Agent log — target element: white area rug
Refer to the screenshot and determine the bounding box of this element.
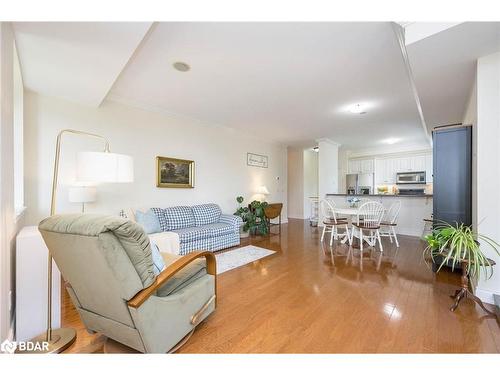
[215,245,275,274]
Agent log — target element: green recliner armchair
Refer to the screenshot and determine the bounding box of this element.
[39,214,217,353]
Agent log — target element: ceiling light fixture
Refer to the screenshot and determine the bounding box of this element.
[173,61,190,72]
[347,103,368,115]
[384,138,400,145]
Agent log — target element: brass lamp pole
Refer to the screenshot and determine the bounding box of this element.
[23,129,113,353]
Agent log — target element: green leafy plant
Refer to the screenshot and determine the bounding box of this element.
[233,196,269,235]
[234,196,251,232]
[247,200,269,235]
[423,221,500,280]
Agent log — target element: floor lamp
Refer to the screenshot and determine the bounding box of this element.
[24,129,133,353]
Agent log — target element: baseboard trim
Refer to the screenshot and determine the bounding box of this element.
[475,288,495,305]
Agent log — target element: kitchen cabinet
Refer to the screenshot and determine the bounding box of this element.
[375,158,395,184]
[425,154,433,182]
[371,152,432,185]
[348,160,361,174]
[348,158,374,174]
[360,159,374,173]
[411,155,427,172]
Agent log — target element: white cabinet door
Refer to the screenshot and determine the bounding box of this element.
[361,159,374,173]
[348,160,361,174]
[375,159,385,184]
[411,155,426,172]
[425,154,433,182]
[385,159,396,183]
[375,159,395,184]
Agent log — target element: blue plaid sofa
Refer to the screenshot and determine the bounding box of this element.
[151,204,242,255]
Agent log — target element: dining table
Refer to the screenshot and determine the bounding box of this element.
[332,205,386,248]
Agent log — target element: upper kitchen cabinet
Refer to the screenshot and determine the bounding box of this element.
[411,155,427,172]
[369,152,432,185]
[375,158,395,184]
[348,159,361,174]
[360,159,374,173]
[348,158,374,174]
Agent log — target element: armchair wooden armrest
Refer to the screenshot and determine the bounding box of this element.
[128,251,217,309]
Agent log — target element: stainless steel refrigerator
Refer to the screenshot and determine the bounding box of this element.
[345,173,374,195]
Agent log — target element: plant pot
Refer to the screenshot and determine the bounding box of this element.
[239,225,249,238]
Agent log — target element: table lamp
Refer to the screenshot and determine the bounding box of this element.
[23,129,133,354]
[256,185,270,201]
[68,186,97,213]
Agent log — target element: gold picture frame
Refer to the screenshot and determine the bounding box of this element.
[156,156,195,188]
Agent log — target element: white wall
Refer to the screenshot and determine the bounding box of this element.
[286,147,304,219]
[318,139,339,198]
[463,78,477,230]
[24,92,288,225]
[475,52,500,304]
[0,22,24,342]
[303,149,318,219]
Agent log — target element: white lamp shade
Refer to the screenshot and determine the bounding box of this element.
[76,151,134,183]
[68,186,97,203]
[256,185,270,195]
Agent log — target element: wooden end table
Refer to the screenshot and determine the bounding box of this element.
[449,258,498,321]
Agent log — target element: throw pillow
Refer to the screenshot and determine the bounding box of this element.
[150,243,166,276]
[135,209,161,234]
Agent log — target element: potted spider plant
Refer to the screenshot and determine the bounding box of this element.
[423,221,500,280]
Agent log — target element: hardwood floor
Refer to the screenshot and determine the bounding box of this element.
[61,219,500,353]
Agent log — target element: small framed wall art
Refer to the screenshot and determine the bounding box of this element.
[247,152,268,168]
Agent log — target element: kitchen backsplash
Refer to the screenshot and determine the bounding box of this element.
[376,183,433,195]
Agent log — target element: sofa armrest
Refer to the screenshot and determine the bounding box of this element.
[127,251,216,309]
[219,214,242,230]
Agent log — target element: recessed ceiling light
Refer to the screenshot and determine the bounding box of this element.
[173,61,190,72]
[347,103,368,115]
[384,138,400,145]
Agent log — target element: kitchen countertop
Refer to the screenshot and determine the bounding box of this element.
[326,193,433,198]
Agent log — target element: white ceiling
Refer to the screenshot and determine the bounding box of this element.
[407,22,500,130]
[14,22,152,106]
[108,22,428,150]
[13,22,500,150]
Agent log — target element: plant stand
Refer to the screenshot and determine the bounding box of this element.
[450,259,498,321]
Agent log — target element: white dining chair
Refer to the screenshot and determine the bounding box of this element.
[379,201,401,247]
[351,201,385,249]
[320,199,351,247]
[359,197,373,205]
[349,201,385,270]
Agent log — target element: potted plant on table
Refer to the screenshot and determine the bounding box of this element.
[423,221,500,316]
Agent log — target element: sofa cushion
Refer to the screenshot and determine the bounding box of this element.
[172,226,212,243]
[191,203,222,226]
[151,206,195,231]
[199,222,234,237]
[156,253,207,296]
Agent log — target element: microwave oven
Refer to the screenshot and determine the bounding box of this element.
[396,171,426,184]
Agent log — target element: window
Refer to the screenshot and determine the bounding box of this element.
[13,43,24,216]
